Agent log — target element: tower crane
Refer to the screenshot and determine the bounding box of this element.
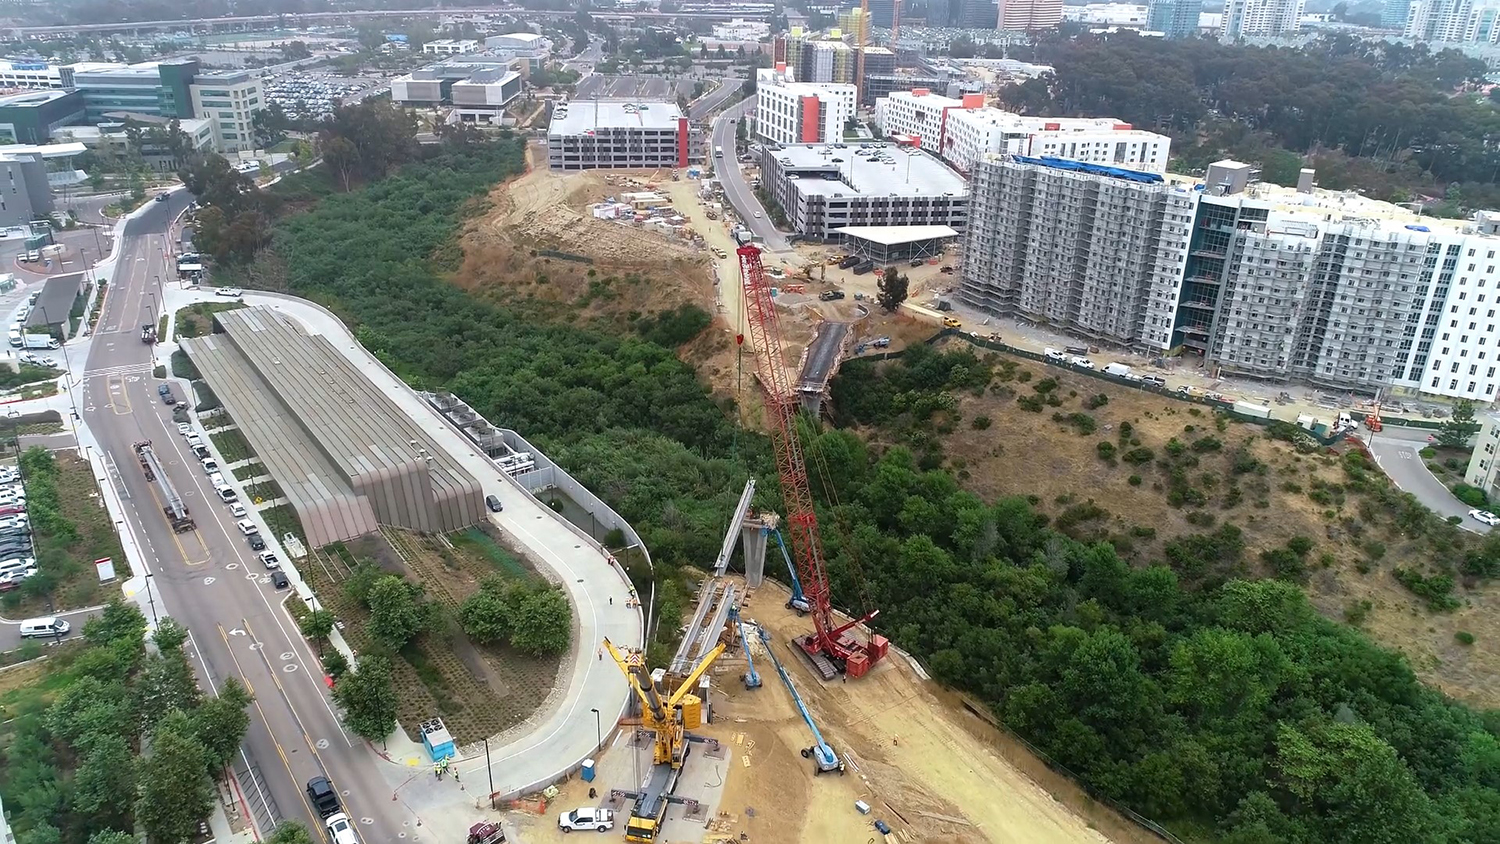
[738,244,890,679]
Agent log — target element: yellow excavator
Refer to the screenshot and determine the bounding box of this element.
[602,638,726,841]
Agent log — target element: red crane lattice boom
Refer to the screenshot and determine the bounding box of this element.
[738,244,888,678]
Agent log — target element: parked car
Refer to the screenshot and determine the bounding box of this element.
[236,518,257,535]
[259,551,280,569]
[247,532,266,552]
[1470,509,1500,526]
[216,287,243,298]
[177,422,193,436]
[271,570,289,589]
[229,502,247,518]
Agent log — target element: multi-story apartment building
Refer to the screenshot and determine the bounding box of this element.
[876,90,1171,174]
[189,70,263,154]
[757,142,969,238]
[1404,0,1500,42]
[998,0,1065,29]
[960,153,1500,403]
[547,101,689,170]
[755,66,856,145]
[961,156,1190,347]
[1221,0,1306,36]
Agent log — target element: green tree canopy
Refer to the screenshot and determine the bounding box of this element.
[135,710,216,844]
[333,656,397,743]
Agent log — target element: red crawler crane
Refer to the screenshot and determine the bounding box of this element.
[737,244,889,679]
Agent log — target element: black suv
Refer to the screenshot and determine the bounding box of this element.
[305,776,340,818]
[247,532,266,552]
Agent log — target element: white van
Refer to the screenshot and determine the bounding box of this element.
[19,616,68,638]
[7,328,20,348]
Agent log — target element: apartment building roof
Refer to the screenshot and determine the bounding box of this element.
[771,143,968,198]
[549,100,683,134]
[1011,154,1165,184]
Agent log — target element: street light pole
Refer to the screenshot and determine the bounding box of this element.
[590,707,601,754]
[143,571,159,627]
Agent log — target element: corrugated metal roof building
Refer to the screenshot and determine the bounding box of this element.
[181,306,484,547]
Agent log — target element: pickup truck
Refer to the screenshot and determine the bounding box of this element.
[559,807,615,832]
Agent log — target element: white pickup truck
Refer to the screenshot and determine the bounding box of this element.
[558,807,615,832]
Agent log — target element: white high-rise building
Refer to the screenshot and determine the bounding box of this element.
[754,65,855,146]
[1221,0,1306,36]
[1405,0,1500,42]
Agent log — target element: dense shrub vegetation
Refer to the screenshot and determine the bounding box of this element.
[239,140,1500,841]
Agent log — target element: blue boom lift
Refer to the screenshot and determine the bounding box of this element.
[758,625,844,774]
[767,528,811,615]
[730,605,762,689]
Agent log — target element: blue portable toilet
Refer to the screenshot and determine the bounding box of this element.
[420,718,456,762]
[581,759,596,782]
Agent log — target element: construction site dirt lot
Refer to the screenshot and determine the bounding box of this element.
[452,143,713,324]
[505,576,1147,844]
[914,339,1500,708]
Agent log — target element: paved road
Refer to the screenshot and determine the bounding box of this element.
[689,76,744,121]
[711,98,792,252]
[1368,426,1494,534]
[800,321,849,391]
[78,195,419,842]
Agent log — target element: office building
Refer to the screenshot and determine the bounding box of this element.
[0,90,84,145]
[757,143,969,238]
[1221,0,1305,36]
[0,144,66,228]
[1148,0,1205,36]
[391,60,522,123]
[756,66,856,145]
[189,70,263,154]
[73,58,199,122]
[959,153,1500,402]
[1384,0,1416,27]
[423,39,480,55]
[547,101,689,170]
[863,72,948,107]
[483,32,552,70]
[875,90,1170,174]
[999,0,1065,29]
[53,116,214,169]
[868,0,898,27]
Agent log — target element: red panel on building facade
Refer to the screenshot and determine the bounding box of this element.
[800,96,821,143]
[677,117,689,167]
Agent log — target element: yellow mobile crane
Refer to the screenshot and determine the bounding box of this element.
[603,638,727,841]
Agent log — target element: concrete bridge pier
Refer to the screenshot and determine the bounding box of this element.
[740,524,768,588]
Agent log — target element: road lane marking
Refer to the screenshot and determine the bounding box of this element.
[218,622,306,824]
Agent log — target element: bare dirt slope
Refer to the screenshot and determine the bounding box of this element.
[452,143,712,321]
[698,578,1145,844]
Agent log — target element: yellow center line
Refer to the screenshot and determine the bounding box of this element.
[243,617,348,844]
[216,622,309,835]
